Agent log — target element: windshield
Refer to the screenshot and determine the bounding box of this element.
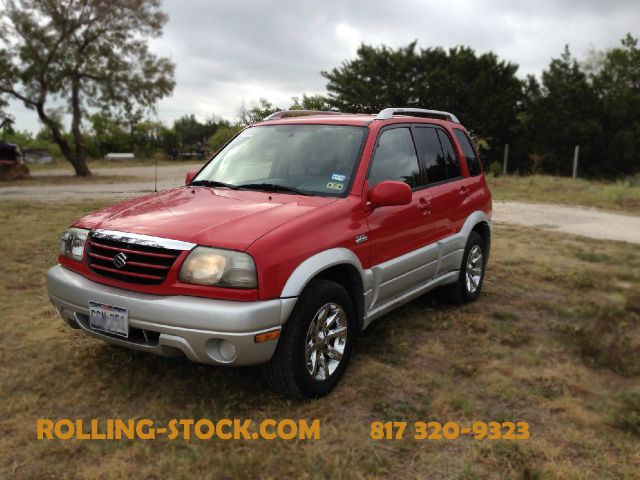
[193,124,366,196]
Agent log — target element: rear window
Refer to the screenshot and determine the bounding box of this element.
[453,130,482,176]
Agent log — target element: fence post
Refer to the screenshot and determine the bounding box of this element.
[572,145,579,178]
[502,144,509,175]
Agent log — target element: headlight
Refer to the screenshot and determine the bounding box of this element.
[59,227,89,262]
[179,247,257,289]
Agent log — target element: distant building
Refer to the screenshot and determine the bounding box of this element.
[105,152,135,161]
[23,148,53,164]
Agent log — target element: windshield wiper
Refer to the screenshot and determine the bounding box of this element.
[189,179,241,190]
[240,183,311,196]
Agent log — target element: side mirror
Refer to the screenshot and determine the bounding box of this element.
[369,180,412,207]
[185,169,198,185]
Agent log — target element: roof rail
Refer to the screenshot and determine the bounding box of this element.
[263,110,345,121]
[375,107,460,123]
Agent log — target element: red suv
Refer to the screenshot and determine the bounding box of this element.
[46,108,492,399]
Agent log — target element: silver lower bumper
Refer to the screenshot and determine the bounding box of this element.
[46,265,297,366]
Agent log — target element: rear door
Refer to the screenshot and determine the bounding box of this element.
[413,125,470,276]
[413,126,464,242]
[452,129,485,224]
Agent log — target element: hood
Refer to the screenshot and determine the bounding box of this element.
[75,187,336,251]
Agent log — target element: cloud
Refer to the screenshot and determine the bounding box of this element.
[5,0,640,132]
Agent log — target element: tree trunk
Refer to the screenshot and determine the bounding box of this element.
[35,81,92,176]
[70,78,91,176]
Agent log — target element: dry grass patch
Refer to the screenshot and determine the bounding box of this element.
[488,174,640,214]
[0,202,639,478]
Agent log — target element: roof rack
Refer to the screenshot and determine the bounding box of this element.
[375,107,460,123]
[263,110,345,121]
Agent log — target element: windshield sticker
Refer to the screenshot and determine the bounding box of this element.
[326,181,344,191]
[331,173,346,182]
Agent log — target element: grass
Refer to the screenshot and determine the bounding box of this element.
[488,174,640,214]
[0,201,639,478]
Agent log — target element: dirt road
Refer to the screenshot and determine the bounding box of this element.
[0,163,201,201]
[2,166,639,244]
[492,200,640,244]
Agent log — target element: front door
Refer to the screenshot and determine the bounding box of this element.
[365,126,437,307]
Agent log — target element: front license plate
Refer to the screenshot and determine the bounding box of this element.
[88,301,129,338]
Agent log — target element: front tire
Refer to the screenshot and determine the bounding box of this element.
[262,279,356,400]
[438,231,486,304]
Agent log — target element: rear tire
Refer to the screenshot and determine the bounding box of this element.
[262,279,356,400]
[438,231,486,304]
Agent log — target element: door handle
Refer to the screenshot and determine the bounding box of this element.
[458,186,469,197]
[417,198,431,214]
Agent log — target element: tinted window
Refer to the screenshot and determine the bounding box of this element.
[454,130,482,176]
[438,130,461,178]
[414,127,448,183]
[368,127,422,188]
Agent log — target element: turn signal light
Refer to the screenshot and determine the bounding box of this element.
[255,329,281,343]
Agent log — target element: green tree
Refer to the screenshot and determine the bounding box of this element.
[592,34,640,176]
[0,0,175,176]
[239,98,280,125]
[159,126,180,158]
[208,123,242,152]
[173,114,220,151]
[519,47,602,176]
[290,94,332,111]
[87,112,130,157]
[322,42,522,162]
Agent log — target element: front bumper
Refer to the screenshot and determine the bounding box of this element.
[46,265,297,366]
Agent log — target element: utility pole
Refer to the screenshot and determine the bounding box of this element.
[572,145,579,179]
[502,144,509,175]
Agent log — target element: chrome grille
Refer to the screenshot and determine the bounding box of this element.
[86,232,182,285]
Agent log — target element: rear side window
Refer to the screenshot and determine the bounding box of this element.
[414,127,447,183]
[368,127,423,189]
[414,127,462,184]
[437,130,461,178]
[454,130,482,176]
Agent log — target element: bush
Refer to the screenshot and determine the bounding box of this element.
[208,125,242,153]
[621,173,640,187]
[490,161,502,177]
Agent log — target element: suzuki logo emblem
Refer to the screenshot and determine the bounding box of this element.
[113,252,128,269]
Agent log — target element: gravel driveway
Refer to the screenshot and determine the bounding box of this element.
[2,166,639,244]
[492,200,640,245]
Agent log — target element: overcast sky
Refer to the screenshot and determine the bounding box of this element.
[7,0,640,132]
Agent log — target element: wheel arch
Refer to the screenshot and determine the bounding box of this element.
[280,248,369,331]
[470,218,492,264]
[458,211,491,251]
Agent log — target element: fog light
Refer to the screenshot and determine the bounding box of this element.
[219,340,237,362]
[205,338,238,363]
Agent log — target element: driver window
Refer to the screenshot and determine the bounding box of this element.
[368,127,422,189]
